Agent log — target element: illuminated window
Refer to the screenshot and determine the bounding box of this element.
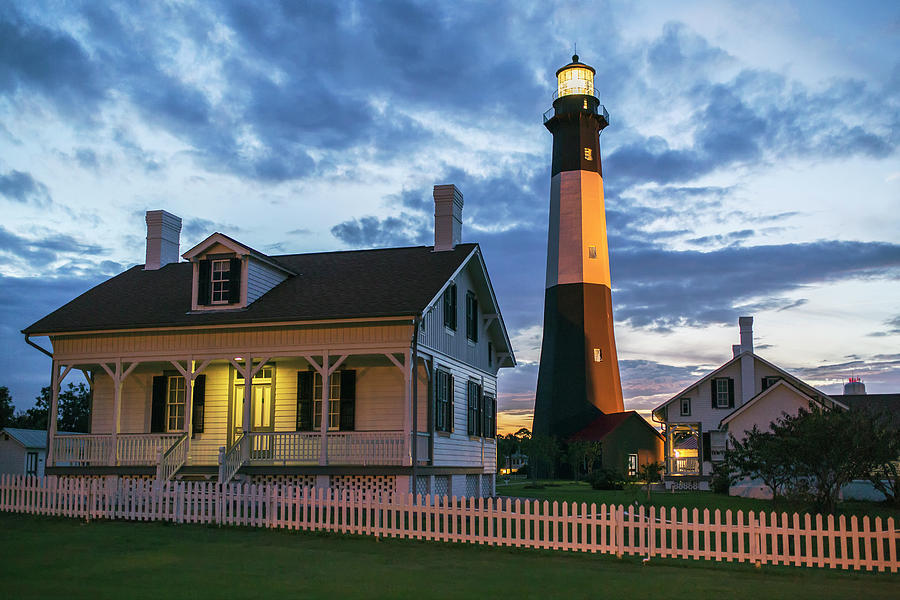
[211,260,230,304]
[627,454,638,477]
[166,376,186,432]
[314,372,341,430]
[593,348,602,362]
[584,147,593,161]
[588,245,597,259]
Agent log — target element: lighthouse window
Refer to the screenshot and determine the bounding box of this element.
[584,148,593,161]
[588,246,597,259]
[593,348,602,362]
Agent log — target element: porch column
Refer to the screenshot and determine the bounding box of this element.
[319,351,330,466]
[100,360,141,466]
[304,352,348,467]
[46,361,71,467]
[384,351,411,469]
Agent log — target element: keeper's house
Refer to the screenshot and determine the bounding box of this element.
[22,184,514,498]
[651,317,843,491]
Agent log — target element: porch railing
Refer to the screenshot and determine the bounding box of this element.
[218,433,248,484]
[51,433,183,467]
[118,434,183,466]
[327,431,405,465]
[53,434,114,466]
[247,432,319,463]
[668,457,700,475]
[156,433,188,481]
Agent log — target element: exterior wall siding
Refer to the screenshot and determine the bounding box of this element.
[246,259,287,304]
[51,322,413,360]
[419,266,499,376]
[0,437,26,475]
[429,353,497,473]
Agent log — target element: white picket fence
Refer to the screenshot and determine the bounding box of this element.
[1,474,897,573]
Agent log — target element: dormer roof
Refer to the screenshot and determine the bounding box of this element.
[182,232,296,275]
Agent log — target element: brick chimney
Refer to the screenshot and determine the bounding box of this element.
[433,184,463,252]
[144,210,182,270]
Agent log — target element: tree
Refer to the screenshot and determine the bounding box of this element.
[638,461,663,502]
[524,434,560,480]
[566,440,602,480]
[10,383,91,433]
[849,408,900,507]
[0,387,14,428]
[725,425,795,502]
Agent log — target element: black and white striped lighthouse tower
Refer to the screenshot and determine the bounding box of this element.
[533,55,624,439]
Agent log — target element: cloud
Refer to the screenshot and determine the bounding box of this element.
[0,226,107,270]
[0,169,51,205]
[869,315,900,337]
[612,240,900,331]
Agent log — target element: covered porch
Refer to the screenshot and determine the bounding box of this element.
[664,424,701,476]
[45,345,430,482]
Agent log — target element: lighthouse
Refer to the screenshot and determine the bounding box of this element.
[533,55,624,439]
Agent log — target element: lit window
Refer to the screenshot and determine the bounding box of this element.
[166,376,186,432]
[211,260,230,304]
[584,147,593,161]
[627,454,638,477]
[314,372,341,430]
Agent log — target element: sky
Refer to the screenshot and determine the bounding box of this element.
[1,1,898,433]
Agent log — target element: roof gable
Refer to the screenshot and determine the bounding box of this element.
[182,233,295,275]
[569,411,662,442]
[719,379,827,428]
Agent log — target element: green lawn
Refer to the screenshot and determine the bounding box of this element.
[496,480,900,521]
[0,513,896,599]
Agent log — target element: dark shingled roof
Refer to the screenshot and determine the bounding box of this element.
[23,244,477,334]
[834,393,900,424]
[568,411,662,442]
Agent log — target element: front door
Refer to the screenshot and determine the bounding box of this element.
[229,365,275,447]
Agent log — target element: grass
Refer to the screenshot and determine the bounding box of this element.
[496,479,900,521]
[0,512,897,599]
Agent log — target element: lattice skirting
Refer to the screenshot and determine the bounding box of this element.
[465,474,479,498]
[481,474,494,497]
[250,475,316,488]
[330,475,397,496]
[415,476,430,496]
[433,475,450,498]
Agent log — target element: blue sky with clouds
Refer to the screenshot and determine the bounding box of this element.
[1,1,898,430]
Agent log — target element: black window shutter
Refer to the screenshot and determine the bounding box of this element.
[472,297,478,342]
[296,371,314,431]
[192,374,206,434]
[151,375,167,433]
[728,378,735,408]
[197,260,212,305]
[702,432,711,463]
[339,370,356,431]
[466,381,478,435]
[710,379,717,409]
[228,258,242,303]
[448,374,454,433]
[761,377,767,391]
[481,392,488,438]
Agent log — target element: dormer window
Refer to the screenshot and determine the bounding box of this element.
[197,257,241,306]
[211,260,231,304]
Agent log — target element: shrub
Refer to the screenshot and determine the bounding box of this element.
[710,463,734,495]
[589,468,625,490]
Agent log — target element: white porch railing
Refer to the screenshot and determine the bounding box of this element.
[218,433,248,484]
[156,433,188,481]
[247,432,320,463]
[51,433,182,467]
[668,457,700,475]
[53,434,114,466]
[326,431,405,466]
[118,434,184,466]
